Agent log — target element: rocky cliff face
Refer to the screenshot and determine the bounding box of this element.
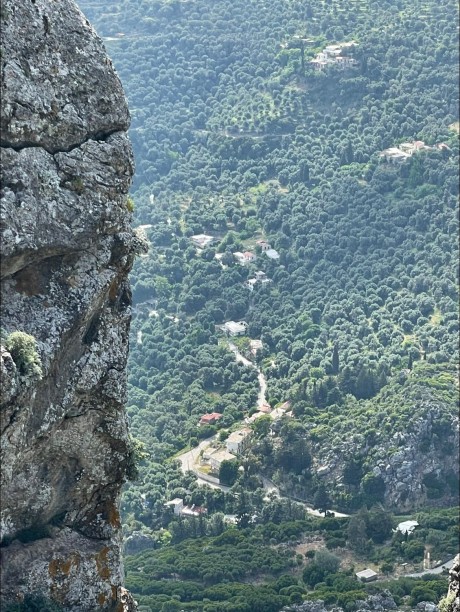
[0,0,142,609]
[440,555,460,612]
[310,391,459,512]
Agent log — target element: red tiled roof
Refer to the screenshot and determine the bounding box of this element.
[199,412,223,423]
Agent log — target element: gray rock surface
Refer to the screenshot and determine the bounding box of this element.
[282,591,400,612]
[439,554,460,612]
[0,0,139,609]
[311,399,459,511]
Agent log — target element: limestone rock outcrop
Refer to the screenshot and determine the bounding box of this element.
[440,555,460,612]
[0,0,140,609]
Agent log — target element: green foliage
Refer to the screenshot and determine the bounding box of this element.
[438,591,456,612]
[126,195,135,212]
[69,177,84,194]
[302,550,341,587]
[80,3,459,605]
[5,331,42,379]
[126,436,150,481]
[218,460,239,486]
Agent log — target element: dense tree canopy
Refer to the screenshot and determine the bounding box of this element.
[76,0,459,607]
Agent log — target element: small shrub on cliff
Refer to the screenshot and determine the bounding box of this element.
[438,591,456,612]
[126,195,135,212]
[126,436,150,480]
[5,331,42,379]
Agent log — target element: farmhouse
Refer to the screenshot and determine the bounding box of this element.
[199,412,223,426]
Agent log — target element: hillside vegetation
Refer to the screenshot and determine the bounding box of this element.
[76,0,459,607]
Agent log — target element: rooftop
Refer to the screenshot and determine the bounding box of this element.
[396,520,419,534]
[356,569,378,579]
[227,428,252,442]
[191,234,215,248]
[200,412,223,424]
[206,447,236,463]
[223,321,247,334]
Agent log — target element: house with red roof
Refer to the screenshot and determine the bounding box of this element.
[199,412,223,426]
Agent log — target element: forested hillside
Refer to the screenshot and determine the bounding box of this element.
[76,0,458,607]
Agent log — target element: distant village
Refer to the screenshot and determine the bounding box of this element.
[190,234,279,262]
[310,41,359,72]
[379,139,451,163]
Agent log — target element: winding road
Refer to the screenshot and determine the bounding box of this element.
[228,342,268,408]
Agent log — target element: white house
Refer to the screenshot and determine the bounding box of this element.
[356,569,378,583]
[254,270,267,280]
[164,498,206,517]
[243,251,257,263]
[226,428,253,455]
[223,321,248,336]
[191,234,215,249]
[205,447,237,471]
[245,279,258,291]
[379,147,411,164]
[164,498,184,516]
[395,520,419,535]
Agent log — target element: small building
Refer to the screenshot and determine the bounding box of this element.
[379,147,411,164]
[395,520,419,535]
[245,273,271,291]
[356,569,378,583]
[165,498,207,517]
[199,412,223,426]
[205,447,237,471]
[245,278,258,291]
[223,321,248,337]
[182,504,207,517]
[233,252,246,265]
[311,60,328,71]
[226,427,253,455]
[265,248,280,260]
[164,498,184,516]
[243,251,257,263]
[191,234,215,249]
[256,240,271,252]
[270,407,288,421]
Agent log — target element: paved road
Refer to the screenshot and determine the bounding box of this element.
[228,342,268,408]
[405,556,457,578]
[177,435,216,474]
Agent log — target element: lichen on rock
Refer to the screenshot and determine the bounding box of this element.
[0,0,138,609]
